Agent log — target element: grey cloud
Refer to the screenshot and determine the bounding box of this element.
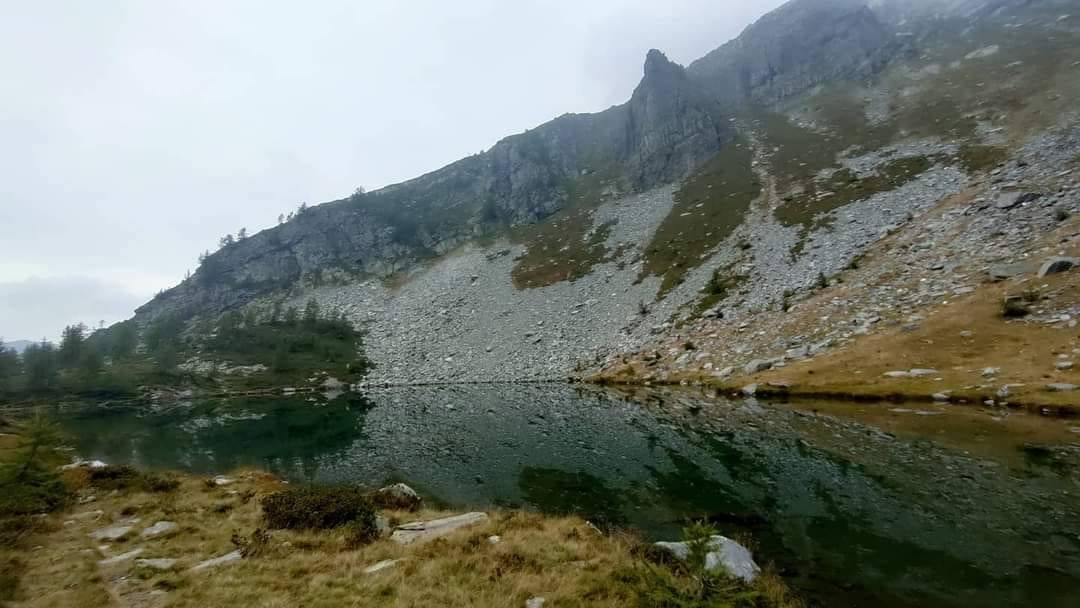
[0,277,145,341]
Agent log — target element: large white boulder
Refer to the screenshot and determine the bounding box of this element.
[654,535,761,583]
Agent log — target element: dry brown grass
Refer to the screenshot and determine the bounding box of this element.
[6,469,800,608]
[736,269,1080,414]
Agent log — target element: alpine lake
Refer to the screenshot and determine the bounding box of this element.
[51,384,1080,607]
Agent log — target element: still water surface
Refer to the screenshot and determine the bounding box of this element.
[55,385,1080,607]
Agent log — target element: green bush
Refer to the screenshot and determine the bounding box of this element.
[87,465,179,493]
[231,528,271,558]
[261,486,376,532]
[1001,296,1031,319]
[343,518,380,549]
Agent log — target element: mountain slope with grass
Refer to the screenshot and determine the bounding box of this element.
[108,0,1080,389]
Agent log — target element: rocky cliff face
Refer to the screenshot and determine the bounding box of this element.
[134,0,1075,376]
[686,0,902,106]
[138,49,731,320]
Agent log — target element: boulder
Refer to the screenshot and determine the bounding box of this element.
[1047,383,1078,392]
[371,483,423,511]
[136,558,177,571]
[712,367,735,379]
[987,263,1028,280]
[390,512,489,545]
[89,524,134,542]
[883,371,911,378]
[995,191,1040,210]
[743,359,772,375]
[363,559,404,574]
[654,535,760,583]
[189,550,243,573]
[60,459,108,471]
[98,548,144,566]
[908,369,940,378]
[141,521,179,539]
[375,516,392,538]
[1037,257,1079,278]
[526,598,546,608]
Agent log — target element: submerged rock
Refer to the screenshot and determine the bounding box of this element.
[654,535,761,583]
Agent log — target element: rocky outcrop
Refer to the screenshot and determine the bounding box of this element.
[687,0,903,106]
[137,51,731,322]
[389,512,489,545]
[133,0,929,324]
[654,535,761,582]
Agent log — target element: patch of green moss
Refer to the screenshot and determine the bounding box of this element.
[775,155,933,229]
[641,139,760,297]
[957,145,1008,173]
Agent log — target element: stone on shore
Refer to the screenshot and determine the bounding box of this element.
[390,512,489,545]
[654,535,761,583]
[371,483,422,511]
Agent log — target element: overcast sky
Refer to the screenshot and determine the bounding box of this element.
[0,0,783,341]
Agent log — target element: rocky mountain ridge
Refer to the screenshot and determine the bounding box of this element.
[137,0,954,321]
[129,0,1080,390]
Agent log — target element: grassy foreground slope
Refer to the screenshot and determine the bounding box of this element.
[0,419,799,608]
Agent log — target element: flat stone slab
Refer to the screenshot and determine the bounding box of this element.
[390,512,489,545]
[90,525,134,541]
[98,548,144,565]
[141,521,179,539]
[189,550,243,573]
[1047,383,1078,392]
[72,510,104,521]
[136,558,177,571]
[60,459,108,471]
[363,559,403,574]
[655,535,761,583]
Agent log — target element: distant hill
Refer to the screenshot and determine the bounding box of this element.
[2,340,34,354]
